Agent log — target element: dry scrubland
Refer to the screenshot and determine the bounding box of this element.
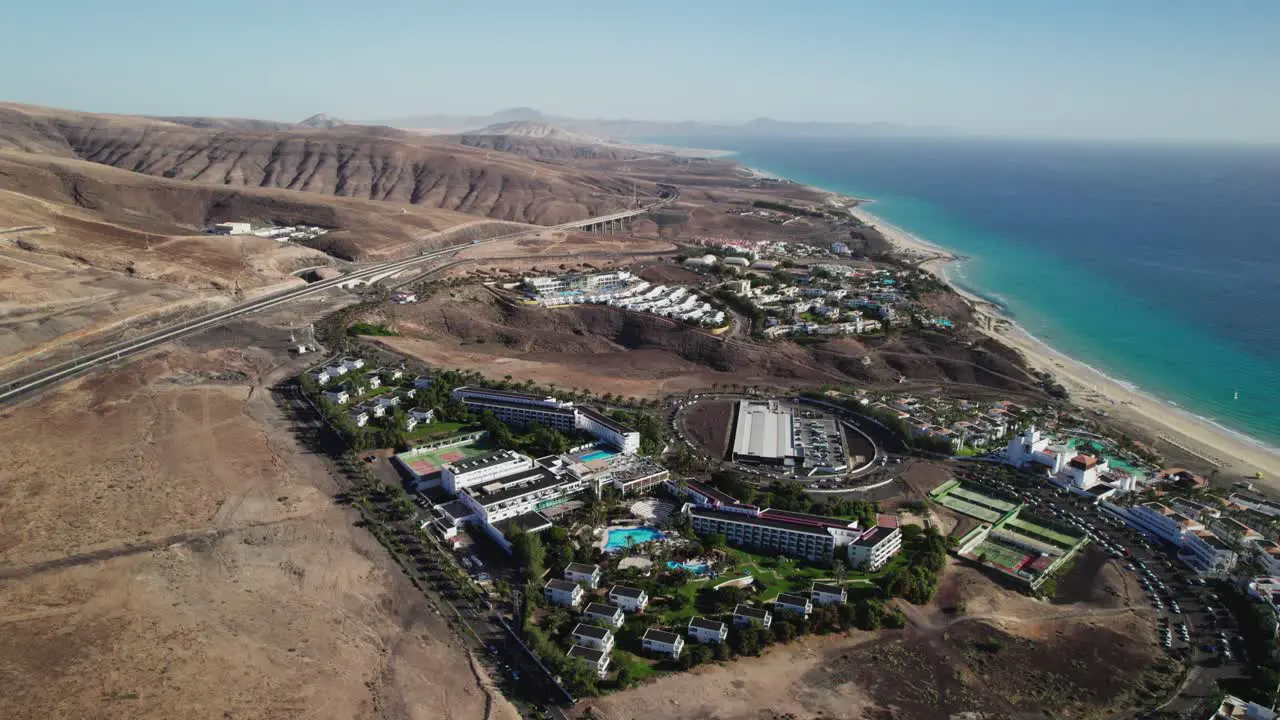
[0,346,515,720]
[578,560,1165,720]
[369,284,1043,402]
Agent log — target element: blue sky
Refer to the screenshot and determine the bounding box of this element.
[5,0,1279,142]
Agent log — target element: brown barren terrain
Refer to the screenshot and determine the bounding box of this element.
[579,562,1163,720]
[0,345,515,720]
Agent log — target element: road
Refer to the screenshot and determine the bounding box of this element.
[0,186,677,406]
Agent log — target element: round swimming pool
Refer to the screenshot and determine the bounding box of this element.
[604,526,665,551]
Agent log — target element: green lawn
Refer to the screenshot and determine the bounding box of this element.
[610,649,659,684]
[651,578,707,626]
[404,421,472,442]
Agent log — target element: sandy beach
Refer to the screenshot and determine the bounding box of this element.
[850,203,1280,487]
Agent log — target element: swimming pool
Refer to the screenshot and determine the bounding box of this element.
[581,449,616,462]
[667,560,710,575]
[604,526,664,551]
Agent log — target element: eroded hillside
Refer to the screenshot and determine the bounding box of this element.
[0,103,636,225]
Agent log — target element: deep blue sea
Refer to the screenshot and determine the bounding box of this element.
[657,135,1280,449]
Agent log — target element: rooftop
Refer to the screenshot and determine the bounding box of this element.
[566,562,601,576]
[642,628,682,645]
[688,616,726,633]
[577,406,638,435]
[467,468,565,506]
[853,525,898,547]
[493,511,553,537]
[1195,531,1234,552]
[610,585,646,599]
[567,645,607,664]
[690,506,834,538]
[447,449,525,475]
[759,508,857,531]
[545,578,579,593]
[733,604,770,619]
[733,400,796,460]
[437,500,475,521]
[683,479,739,505]
[456,394,577,416]
[572,623,612,640]
[584,603,622,617]
[811,582,845,596]
[775,592,811,607]
[453,385,565,404]
[1069,455,1099,470]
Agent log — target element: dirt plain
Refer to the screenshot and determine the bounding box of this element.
[577,561,1165,720]
[0,339,516,720]
[682,399,735,460]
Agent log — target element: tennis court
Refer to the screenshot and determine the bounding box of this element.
[950,486,1016,512]
[970,540,1031,572]
[935,494,1003,523]
[1005,517,1081,548]
[396,442,488,478]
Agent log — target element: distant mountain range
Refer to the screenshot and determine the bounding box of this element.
[376,107,938,140]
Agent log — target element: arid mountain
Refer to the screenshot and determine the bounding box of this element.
[379,107,936,140]
[156,116,299,132]
[469,120,600,143]
[452,121,644,161]
[0,103,637,226]
[298,112,346,129]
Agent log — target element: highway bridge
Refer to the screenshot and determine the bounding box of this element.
[0,185,678,405]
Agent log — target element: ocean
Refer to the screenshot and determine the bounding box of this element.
[656,135,1280,449]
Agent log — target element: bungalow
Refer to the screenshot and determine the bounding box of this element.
[543,578,584,608]
[810,582,847,606]
[774,592,813,618]
[686,616,728,644]
[404,415,420,432]
[339,356,365,372]
[325,363,349,378]
[847,524,903,571]
[310,369,332,385]
[413,375,434,390]
[608,585,649,613]
[361,402,387,419]
[571,623,615,652]
[565,562,602,589]
[367,375,382,390]
[369,395,400,414]
[567,645,611,678]
[323,388,351,405]
[582,603,625,630]
[409,407,436,423]
[401,387,417,400]
[348,408,369,428]
[378,366,405,382]
[640,628,684,659]
[733,604,772,629]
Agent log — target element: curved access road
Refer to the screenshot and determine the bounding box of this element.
[0,186,679,406]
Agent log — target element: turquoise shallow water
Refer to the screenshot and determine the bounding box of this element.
[653,136,1280,451]
[604,527,664,551]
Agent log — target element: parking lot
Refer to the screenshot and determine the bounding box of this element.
[956,464,1250,714]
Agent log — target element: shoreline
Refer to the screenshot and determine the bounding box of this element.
[844,200,1280,485]
[668,146,1280,483]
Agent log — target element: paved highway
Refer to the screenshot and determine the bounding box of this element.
[0,186,677,405]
